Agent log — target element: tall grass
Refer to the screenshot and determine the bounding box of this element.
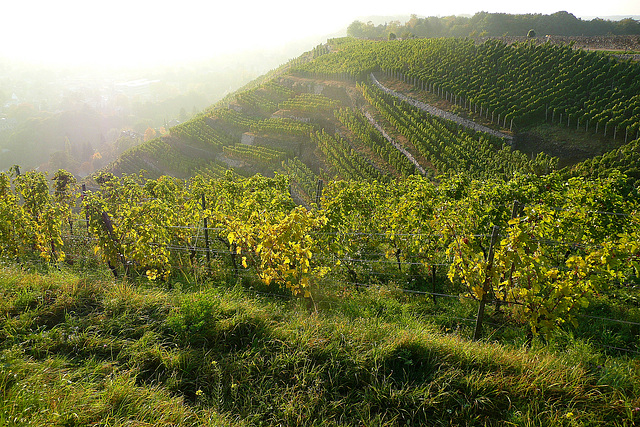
[0,264,638,426]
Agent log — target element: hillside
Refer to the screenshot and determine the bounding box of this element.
[3,31,640,426]
[102,36,640,195]
[1,264,639,426]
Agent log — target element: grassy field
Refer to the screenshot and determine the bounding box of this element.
[1,263,639,426]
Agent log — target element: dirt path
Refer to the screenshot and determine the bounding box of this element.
[369,73,514,143]
[361,111,427,176]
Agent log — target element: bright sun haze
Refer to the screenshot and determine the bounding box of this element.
[2,0,639,66]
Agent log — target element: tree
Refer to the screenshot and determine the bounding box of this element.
[49,150,79,174]
[144,127,157,142]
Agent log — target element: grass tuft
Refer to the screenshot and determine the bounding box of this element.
[0,264,638,425]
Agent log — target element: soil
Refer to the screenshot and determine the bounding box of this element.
[513,124,625,168]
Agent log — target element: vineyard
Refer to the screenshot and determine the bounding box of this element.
[335,107,418,178]
[55,38,640,335]
[7,35,640,344]
[4,33,640,426]
[2,169,639,342]
[281,157,319,202]
[222,144,286,164]
[112,138,213,177]
[294,38,640,136]
[91,37,640,199]
[278,93,342,115]
[249,117,314,138]
[358,82,556,179]
[171,116,235,148]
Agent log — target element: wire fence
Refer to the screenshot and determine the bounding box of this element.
[5,182,639,355]
[3,223,636,356]
[56,221,640,339]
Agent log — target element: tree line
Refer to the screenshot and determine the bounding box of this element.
[348,11,640,40]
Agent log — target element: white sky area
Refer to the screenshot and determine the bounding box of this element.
[2,0,639,67]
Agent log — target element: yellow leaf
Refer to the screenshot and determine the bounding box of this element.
[472,286,484,299]
[228,232,235,245]
[242,257,247,268]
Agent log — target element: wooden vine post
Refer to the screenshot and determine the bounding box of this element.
[81,184,90,236]
[431,264,437,305]
[473,225,500,341]
[202,194,210,264]
[315,179,324,208]
[101,211,126,278]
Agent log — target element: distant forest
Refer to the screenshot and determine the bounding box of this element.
[348,11,640,39]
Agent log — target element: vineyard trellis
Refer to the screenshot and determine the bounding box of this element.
[49,203,640,353]
[358,81,558,179]
[293,37,640,139]
[2,169,638,344]
[370,73,514,142]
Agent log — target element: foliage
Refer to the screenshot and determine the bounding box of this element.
[2,168,639,338]
[347,11,640,39]
[445,171,638,338]
[0,170,71,262]
[568,138,640,183]
[295,37,640,134]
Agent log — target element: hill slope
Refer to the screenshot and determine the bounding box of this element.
[3,36,640,425]
[1,265,639,426]
[103,36,640,194]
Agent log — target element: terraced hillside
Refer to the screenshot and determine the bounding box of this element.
[104,37,640,197]
[4,35,640,427]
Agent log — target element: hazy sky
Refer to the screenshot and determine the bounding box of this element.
[2,0,639,66]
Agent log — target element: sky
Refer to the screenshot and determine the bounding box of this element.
[2,0,639,67]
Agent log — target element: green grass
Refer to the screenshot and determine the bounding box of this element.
[515,123,625,168]
[593,50,640,56]
[1,264,639,426]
